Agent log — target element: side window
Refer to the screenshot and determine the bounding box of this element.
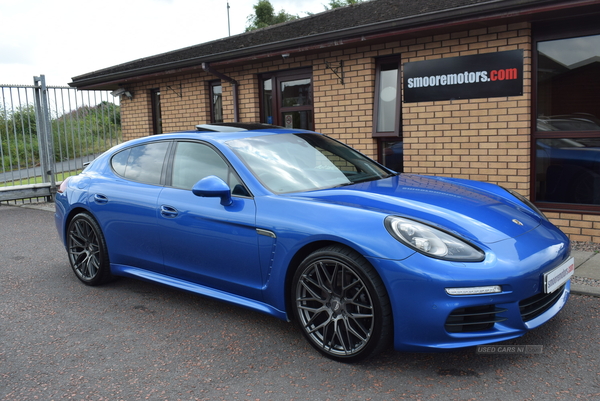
[210,81,223,123]
[534,30,600,208]
[111,142,170,185]
[373,57,401,136]
[373,56,403,173]
[171,141,246,195]
[151,89,162,135]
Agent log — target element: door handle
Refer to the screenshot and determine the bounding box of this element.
[160,205,179,218]
[93,194,108,204]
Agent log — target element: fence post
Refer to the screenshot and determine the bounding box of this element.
[33,75,56,200]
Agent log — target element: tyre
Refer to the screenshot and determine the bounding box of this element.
[291,245,392,362]
[66,213,111,286]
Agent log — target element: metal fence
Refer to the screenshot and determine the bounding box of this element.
[1,75,121,204]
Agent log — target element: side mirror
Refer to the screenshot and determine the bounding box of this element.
[192,176,233,206]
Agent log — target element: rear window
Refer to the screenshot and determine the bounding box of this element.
[111,142,170,185]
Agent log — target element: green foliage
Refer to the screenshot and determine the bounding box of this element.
[325,0,363,10]
[0,101,121,175]
[52,101,121,163]
[245,0,298,32]
[0,105,38,172]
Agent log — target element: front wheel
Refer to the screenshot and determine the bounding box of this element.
[291,245,392,362]
[66,213,111,286]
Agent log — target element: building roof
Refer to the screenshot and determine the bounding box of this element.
[69,0,595,89]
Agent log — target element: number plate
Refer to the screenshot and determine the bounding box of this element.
[544,257,575,293]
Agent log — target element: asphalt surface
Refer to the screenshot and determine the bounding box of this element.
[1,204,599,400]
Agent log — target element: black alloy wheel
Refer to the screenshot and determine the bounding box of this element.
[292,245,392,362]
[66,213,111,286]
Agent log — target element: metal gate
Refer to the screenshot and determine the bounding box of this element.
[0,75,121,204]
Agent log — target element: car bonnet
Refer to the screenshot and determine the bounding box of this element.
[288,174,542,245]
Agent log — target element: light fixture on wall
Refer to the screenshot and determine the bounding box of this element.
[111,87,134,100]
[282,53,290,59]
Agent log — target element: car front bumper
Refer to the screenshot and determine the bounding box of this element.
[367,223,571,352]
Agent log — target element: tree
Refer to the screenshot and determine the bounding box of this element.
[245,0,298,32]
[325,0,363,10]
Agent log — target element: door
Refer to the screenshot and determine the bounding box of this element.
[91,140,171,273]
[157,141,263,300]
[261,69,313,130]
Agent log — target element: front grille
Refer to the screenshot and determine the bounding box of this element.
[519,284,566,322]
[445,305,508,333]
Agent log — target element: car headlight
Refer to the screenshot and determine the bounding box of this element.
[502,187,548,221]
[384,216,485,262]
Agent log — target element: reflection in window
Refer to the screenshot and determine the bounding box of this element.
[171,141,243,192]
[373,57,401,137]
[535,32,600,207]
[111,142,170,185]
[227,134,389,194]
[376,64,399,133]
[537,34,600,129]
[281,79,311,107]
[380,140,403,172]
[262,78,273,124]
[535,138,600,204]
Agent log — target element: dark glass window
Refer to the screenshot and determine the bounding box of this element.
[379,140,403,173]
[373,57,402,172]
[534,27,600,209]
[151,89,162,135]
[111,142,170,185]
[210,81,223,123]
[262,78,273,124]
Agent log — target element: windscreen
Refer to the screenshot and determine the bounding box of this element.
[227,133,393,194]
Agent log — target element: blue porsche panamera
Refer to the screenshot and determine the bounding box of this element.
[55,123,574,362]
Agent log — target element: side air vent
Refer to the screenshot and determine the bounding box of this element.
[445,305,508,333]
[519,284,566,322]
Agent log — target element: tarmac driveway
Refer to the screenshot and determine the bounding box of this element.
[1,204,599,400]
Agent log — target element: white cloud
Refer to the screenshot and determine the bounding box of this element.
[0,0,327,87]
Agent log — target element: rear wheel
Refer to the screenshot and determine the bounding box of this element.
[66,213,111,286]
[291,245,392,362]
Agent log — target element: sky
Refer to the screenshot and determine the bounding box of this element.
[0,0,328,87]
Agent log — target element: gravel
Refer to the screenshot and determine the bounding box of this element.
[571,240,600,253]
[570,241,600,288]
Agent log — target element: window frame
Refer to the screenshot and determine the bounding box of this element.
[209,80,223,124]
[532,18,600,213]
[373,56,402,138]
[259,68,313,129]
[373,56,403,172]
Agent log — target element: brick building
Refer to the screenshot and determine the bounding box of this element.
[69,0,600,242]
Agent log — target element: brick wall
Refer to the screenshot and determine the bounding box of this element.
[400,23,533,195]
[117,22,598,243]
[122,72,213,140]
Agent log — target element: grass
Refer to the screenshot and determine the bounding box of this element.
[0,171,80,187]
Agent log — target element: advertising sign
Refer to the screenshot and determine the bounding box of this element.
[403,50,523,103]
